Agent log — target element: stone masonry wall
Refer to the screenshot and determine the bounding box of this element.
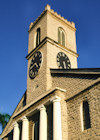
[52,74,100,100]
[66,82,100,139]
[47,11,77,53]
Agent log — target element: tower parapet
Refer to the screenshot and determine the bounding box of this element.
[29,4,76,32]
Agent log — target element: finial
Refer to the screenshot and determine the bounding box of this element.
[45,4,51,11]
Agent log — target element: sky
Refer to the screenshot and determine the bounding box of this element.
[0,0,100,133]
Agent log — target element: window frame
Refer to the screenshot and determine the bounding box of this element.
[80,100,91,131]
[58,27,66,47]
[34,27,41,48]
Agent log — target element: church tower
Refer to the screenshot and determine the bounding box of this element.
[26,5,78,103]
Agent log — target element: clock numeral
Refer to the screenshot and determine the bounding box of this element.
[59,52,62,56]
[40,58,42,61]
[57,55,60,58]
[60,66,62,69]
[34,71,37,75]
[32,57,35,61]
[39,63,41,67]
[57,58,59,62]
[35,53,37,57]
[57,62,60,66]
[63,53,65,57]
[39,53,42,57]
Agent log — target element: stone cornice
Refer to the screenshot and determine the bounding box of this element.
[13,87,66,119]
[26,36,78,60]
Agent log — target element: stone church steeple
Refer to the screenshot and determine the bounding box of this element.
[26,4,78,103]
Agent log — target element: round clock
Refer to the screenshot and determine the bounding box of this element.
[29,51,42,79]
[57,52,71,69]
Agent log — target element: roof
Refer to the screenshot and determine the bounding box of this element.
[50,68,100,75]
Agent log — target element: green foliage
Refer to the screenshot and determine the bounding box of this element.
[0,113,10,131]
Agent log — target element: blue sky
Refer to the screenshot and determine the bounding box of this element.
[0,0,100,133]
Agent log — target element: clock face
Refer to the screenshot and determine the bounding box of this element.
[57,52,71,69]
[29,51,42,79]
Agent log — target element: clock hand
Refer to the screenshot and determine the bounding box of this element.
[63,61,66,69]
[30,63,38,70]
[30,65,35,70]
[35,63,38,67]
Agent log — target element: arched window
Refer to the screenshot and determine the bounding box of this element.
[58,27,65,46]
[36,28,41,47]
[82,101,91,130]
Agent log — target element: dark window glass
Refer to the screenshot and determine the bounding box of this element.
[36,28,40,47]
[83,101,91,130]
[23,92,26,107]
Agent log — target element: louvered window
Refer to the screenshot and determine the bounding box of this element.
[58,28,65,46]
